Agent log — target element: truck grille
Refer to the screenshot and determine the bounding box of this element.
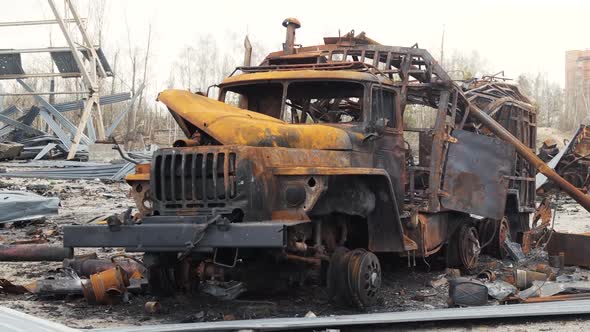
[152,150,237,209]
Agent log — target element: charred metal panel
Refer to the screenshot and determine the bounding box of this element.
[441,130,514,219]
[151,148,237,214]
[547,232,590,268]
[0,53,25,76]
[50,51,81,75]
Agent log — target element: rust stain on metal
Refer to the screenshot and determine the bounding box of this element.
[82,266,130,305]
[546,231,590,268]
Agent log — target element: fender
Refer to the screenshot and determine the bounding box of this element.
[273,167,410,252]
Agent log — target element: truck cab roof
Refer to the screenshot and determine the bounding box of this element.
[220,69,396,87]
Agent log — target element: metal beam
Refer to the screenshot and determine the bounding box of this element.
[65,0,107,79]
[0,73,80,80]
[16,79,91,145]
[0,105,21,116]
[33,143,57,160]
[47,0,95,91]
[53,92,131,113]
[94,99,105,141]
[0,106,24,138]
[0,18,83,27]
[63,222,287,250]
[106,84,144,137]
[0,46,98,55]
[67,94,95,159]
[0,113,46,136]
[0,91,87,96]
[86,110,96,142]
[38,110,71,151]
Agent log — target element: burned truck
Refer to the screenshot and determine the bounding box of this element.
[65,19,558,307]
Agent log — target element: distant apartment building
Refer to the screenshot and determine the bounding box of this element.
[565,50,590,127]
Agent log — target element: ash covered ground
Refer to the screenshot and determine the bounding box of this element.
[0,171,589,330]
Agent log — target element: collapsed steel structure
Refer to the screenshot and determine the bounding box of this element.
[64,19,590,307]
[537,124,590,194]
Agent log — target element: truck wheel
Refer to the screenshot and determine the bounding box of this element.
[480,217,510,259]
[328,247,381,308]
[327,247,351,303]
[447,223,480,272]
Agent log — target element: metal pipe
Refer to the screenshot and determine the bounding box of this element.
[0,73,81,79]
[0,46,98,55]
[24,279,84,296]
[285,253,321,265]
[0,245,73,261]
[239,35,253,109]
[63,258,145,278]
[469,104,590,212]
[282,18,301,55]
[0,18,84,27]
[0,91,88,96]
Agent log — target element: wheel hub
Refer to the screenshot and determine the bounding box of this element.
[459,225,480,271]
[328,248,381,308]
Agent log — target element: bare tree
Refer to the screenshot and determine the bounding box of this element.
[133,24,153,149]
[124,17,138,149]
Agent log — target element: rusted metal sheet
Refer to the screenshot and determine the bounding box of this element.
[82,266,129,305]
[468,105,590,212]
[546,231,590,268]
[441,130,514,219]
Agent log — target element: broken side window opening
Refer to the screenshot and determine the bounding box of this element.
[402,104,439,203]
[371,87,397,128]
[403,104,438,163]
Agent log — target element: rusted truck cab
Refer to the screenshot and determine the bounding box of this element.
[64,20,537,307]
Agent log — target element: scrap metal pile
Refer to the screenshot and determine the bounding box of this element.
[0,91,131,162]
[0,150,152,181]
[537,124,590,195]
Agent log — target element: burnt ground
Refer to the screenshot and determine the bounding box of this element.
[0,171,590,330]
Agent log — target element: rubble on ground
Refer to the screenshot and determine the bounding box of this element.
[0,172,589,328]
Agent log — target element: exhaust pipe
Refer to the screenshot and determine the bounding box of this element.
[282,17,301,55]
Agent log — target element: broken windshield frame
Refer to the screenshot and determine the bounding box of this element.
[219,80,368,124]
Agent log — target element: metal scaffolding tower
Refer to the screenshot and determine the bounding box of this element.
[0,0,115,159]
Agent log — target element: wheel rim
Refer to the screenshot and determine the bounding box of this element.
[459,225,480,270]
[354,250,381,305]
[498,218,510,259]
[328,248,381,307]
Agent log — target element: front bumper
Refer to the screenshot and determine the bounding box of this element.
[63,216,288,252]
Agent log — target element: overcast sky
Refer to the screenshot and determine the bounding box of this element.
[1,0,589,98]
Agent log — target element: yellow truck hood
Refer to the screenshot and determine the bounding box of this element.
[157,90,353,150]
